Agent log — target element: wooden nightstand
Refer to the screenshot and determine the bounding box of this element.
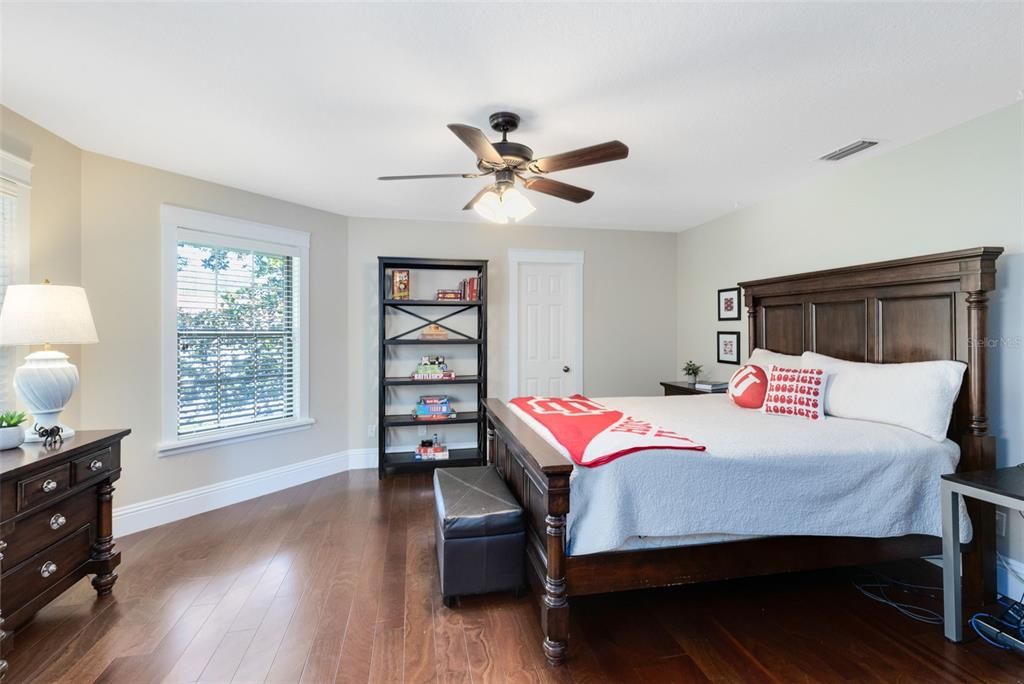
[660,381,727,396]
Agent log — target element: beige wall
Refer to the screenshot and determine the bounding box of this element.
[79,152,349,507]
[0,106,83,425]
[676,103,1024,579]
[346,217,678,449]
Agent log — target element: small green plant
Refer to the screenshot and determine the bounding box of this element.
[682,360,703,383]
[0,411,27,428]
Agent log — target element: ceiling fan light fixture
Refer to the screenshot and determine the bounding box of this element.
[499,187,535,222]
[471,186,535,224]
[472,189,508,224]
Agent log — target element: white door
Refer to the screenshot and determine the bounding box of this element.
[515,260,581,397]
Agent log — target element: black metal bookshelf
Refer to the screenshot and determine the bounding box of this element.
[377,256,488,478]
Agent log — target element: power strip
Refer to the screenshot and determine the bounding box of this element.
[973,615,1024,654]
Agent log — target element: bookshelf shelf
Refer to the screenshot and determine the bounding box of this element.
[377,257,488,478]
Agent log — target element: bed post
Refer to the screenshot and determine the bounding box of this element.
[961,279,998,613]
[542,473,570,666]
[744,292,758,353]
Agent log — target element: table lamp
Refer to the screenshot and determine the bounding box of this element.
[0,281,98,441]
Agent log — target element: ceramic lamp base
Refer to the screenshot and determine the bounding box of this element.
[13,349,79,442]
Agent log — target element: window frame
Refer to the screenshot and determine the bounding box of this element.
[159,205,312,456]
[0,151,32,413]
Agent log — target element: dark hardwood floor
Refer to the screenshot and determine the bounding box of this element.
[4,469,1021,683]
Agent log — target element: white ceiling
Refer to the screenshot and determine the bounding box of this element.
[2,2,1021,231]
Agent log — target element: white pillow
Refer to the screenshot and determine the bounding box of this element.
[749,347,803,371]
[801,351,966,442]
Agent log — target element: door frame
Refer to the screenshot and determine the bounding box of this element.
[507,248,585,400]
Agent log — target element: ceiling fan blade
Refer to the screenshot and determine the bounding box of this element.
[448,124,506,166]
[521,176,594,203]
[378,172,484,180]
[528,140,629,174]
[462,185,495,211]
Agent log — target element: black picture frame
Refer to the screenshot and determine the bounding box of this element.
[717,331,741,365]
[717,287,741,321]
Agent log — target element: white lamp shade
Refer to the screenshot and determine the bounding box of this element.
[0,284,99,346]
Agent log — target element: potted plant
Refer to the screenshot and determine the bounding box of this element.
[682,360,703,385]
[0,410,27,450]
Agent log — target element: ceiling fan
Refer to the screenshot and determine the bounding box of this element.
[378,111,629,223]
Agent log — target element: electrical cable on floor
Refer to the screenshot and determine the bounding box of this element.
[853,568,1024,652]
[852,570,944,625]
[969,589,1024,651]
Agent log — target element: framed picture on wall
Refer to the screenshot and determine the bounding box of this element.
[717,287,741,321]
[717,331,741,365]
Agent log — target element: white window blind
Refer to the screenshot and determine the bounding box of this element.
[0,191,16,411]
[175,240,297,436]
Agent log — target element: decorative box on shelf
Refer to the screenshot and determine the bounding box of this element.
[419,324,450,341]
[416,442,450,461]
[413,395,456,421]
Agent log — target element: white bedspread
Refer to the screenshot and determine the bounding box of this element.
[508,395,970,556]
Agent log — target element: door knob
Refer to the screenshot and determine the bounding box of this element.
[562,366,570,373]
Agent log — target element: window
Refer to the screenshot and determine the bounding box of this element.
[160,206,311,454]
[0,151,31,411]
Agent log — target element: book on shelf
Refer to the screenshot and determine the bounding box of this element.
[436,289,463,300]
[413,356,455,380]
[458,276,480,301]
[413,372,456,380]
[390,269,410,299]
[695,381,728,390]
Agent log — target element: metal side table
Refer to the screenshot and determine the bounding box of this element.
[941,466,1024,641]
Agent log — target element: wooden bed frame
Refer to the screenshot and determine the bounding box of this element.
[482,246,1003,665]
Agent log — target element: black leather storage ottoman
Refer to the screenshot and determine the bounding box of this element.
[433,465,525,606]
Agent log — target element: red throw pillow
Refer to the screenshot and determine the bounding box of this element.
[761,365,829,421]
[728,364,768,409]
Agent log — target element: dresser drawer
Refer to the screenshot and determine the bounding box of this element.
[72,447,113,482]
[1,488,96,571]
[17,464,72,513]
[1,524,92,613]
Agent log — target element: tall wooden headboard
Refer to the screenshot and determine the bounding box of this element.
[740,246,1003,607]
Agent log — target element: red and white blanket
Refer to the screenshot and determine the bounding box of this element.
[509,395,706,467]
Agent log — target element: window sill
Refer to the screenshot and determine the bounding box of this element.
[157,417,316,456]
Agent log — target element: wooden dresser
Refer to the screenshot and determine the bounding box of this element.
[0,429,129,679]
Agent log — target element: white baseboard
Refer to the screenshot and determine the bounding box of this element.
[112,440,480,537]
[113,448,376,537]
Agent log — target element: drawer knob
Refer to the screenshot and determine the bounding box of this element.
[49,514,67,530]
[41,479,58,493]
[40,561,58,578]
[89,459,104,472]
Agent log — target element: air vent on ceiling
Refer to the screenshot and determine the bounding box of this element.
[819,139,879,161]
